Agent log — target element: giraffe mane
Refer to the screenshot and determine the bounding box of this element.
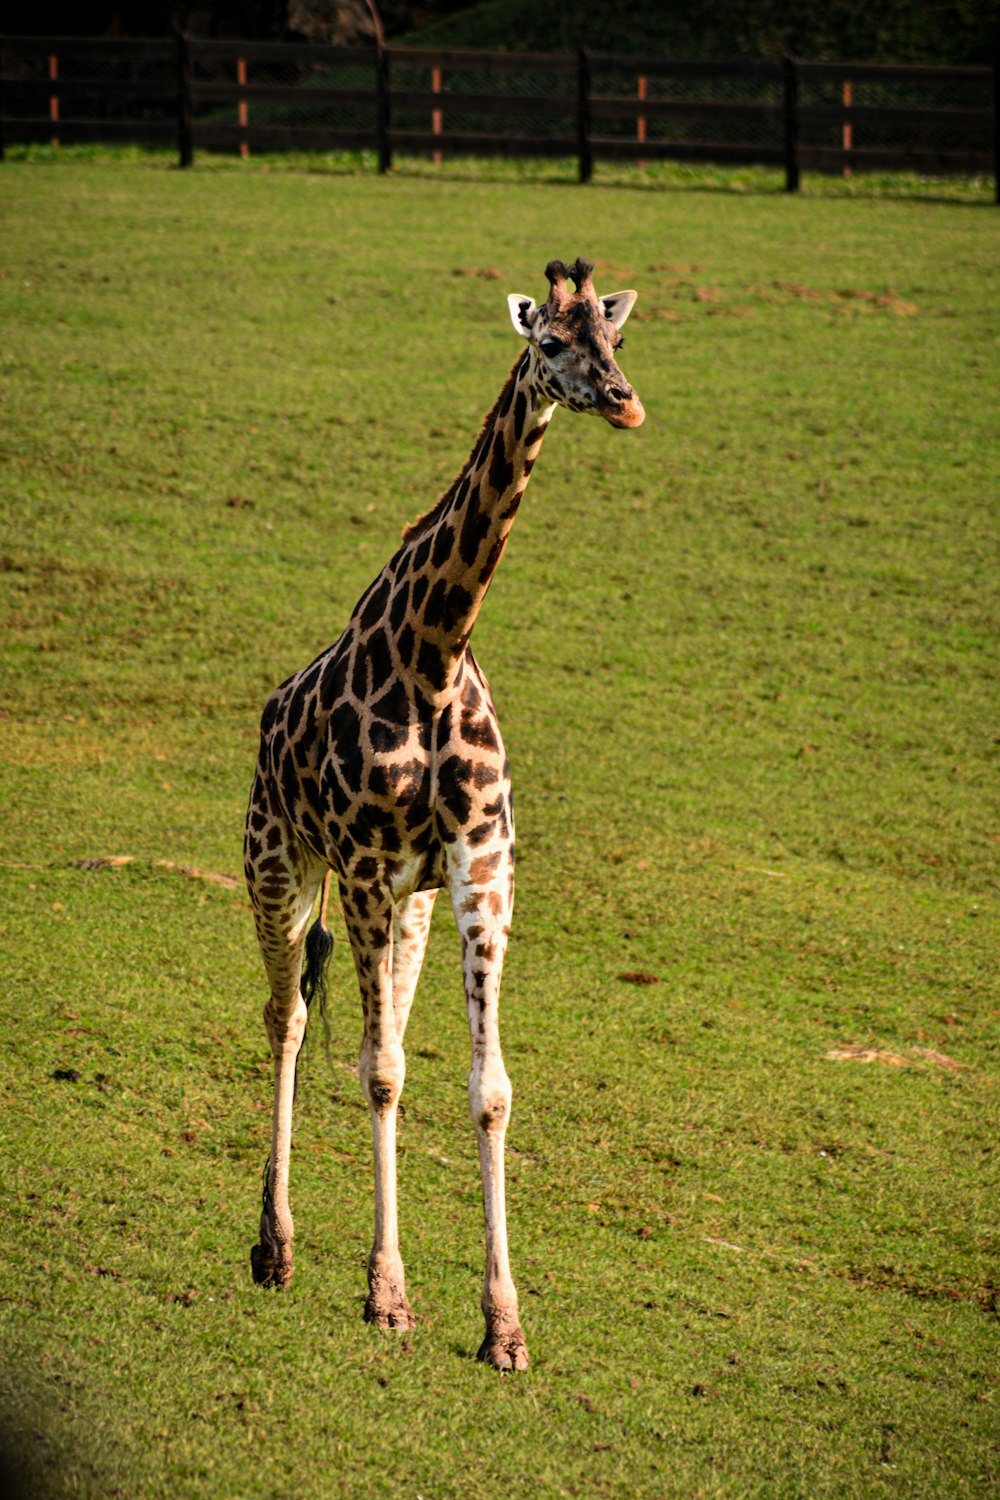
[402,352,527,542]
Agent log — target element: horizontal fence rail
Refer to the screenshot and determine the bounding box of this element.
[0,35,995,194]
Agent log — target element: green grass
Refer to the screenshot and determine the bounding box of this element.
[6,141,995,204]
[0,156,997,1498]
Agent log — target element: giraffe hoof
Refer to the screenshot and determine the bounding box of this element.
[364,1293,416,1330]
[477,1327,530,1371]
[250,1242,292,1288]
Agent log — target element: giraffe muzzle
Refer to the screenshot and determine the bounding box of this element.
[599,383,645,429]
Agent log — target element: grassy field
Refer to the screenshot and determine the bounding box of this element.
[0,154,997,1498]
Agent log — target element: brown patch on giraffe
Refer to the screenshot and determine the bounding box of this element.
[461,710,499,751]
[468,851,503,885]
[415,639,447,692]
[489,431,515,496]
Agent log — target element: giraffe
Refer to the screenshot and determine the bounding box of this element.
[243,256,643,1370]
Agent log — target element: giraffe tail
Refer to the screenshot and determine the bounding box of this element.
[300,871,334,1062]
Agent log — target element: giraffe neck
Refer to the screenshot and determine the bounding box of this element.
[393,350,554,702]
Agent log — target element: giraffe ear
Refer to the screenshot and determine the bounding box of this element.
[507,294,538,338]
[601,290,638,329]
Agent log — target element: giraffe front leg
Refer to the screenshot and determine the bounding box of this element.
[356,890,437,1324]
[391,889,438,1041]
[362,1078,415,1332]
[342,872,416,1331]
[451,850,529,1371]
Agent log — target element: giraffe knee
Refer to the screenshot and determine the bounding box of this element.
[263,996,308,1057]
[470,1068,511,1134]
[360,1042,405,1113]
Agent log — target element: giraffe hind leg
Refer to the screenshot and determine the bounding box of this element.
[250,888,321,1287]
[245,775,325,1288]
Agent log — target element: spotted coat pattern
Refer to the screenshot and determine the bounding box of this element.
[244,257,643,1370]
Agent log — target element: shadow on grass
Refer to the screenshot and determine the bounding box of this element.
[0,1373,91,1500]
[450,1341,480,1362]
[388,153,996,205]
[5,142,993,205]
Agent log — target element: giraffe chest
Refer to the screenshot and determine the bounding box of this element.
[269,646,512,898]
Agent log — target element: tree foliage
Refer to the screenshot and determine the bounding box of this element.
[407,0,999,64]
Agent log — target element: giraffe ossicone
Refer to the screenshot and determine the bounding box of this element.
[244,255,643,1370]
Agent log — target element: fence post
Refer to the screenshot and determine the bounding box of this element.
[49,50,59,149]
[238,55,249,158]
[577,49,592,183]
[432,63,442,164]
[783,55,799,192]
[637,72,647,169]
[176,31,193,167]
[376,42,391,172]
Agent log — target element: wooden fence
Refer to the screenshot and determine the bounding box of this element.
[1,35,995,195]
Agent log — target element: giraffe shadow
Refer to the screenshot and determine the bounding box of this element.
[450,1341,480,1363]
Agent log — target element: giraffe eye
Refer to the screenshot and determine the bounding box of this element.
[539,337,563,358]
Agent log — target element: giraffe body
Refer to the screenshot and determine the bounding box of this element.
[244,258,643,1368]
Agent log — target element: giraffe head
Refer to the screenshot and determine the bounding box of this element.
[507,257,644,429]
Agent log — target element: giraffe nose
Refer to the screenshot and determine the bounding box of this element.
[599,379,645,429]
